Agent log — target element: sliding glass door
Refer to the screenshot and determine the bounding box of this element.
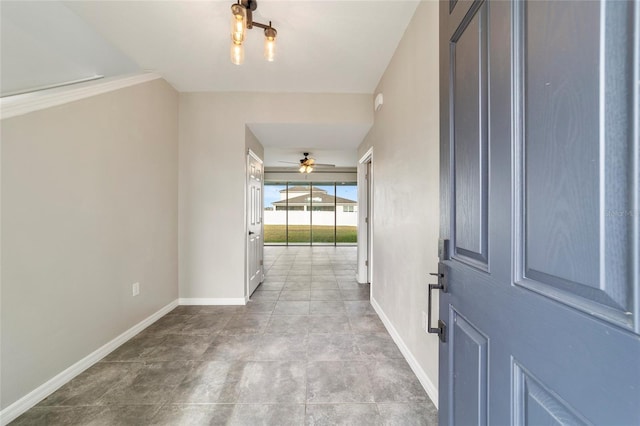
[264,182,357,246]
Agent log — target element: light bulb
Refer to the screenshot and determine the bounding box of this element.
[264,27,277,62]
[231,42,244,65]
[230,4,247,45]
[306,166,313,173]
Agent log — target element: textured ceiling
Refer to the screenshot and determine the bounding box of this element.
[64,0,419,93]
[248,123,371,167]
[2,1,419,166]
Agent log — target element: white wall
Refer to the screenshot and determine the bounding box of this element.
[0,1,139,96]
[179,93,372,299]
[0,78,179,410]
[357,1,441,403]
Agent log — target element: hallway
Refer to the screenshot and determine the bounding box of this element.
[12,247,437,425]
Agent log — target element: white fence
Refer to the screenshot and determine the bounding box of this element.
[264,210,358,227]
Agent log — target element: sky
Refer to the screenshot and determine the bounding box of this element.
[264,183,357,208]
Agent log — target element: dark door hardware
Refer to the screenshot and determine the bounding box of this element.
[428,263,447,343]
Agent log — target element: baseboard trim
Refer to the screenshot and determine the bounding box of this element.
[0,299,178,426]
[179,298,246,306]
[370,296,439,409]
[0,72,162,120]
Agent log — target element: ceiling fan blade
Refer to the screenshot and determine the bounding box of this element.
[307,158,315,165]
[311,163,336,167]
[278,161,302,165]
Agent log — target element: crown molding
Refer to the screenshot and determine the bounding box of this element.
[0,73,162,120]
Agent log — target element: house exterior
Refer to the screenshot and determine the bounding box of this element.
[272,186,358,213]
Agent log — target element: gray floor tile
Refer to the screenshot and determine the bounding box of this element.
[15,246,436,425]
[349,315,387,334]
[104,332,166,361]
[340,288,370,301]
[170,361,244,403]
[264,315,310,334]
[250,290,281,301]
[181,314,230,335]
[306,361,375,403]
[98,361,193,405]
[220,315,270,335]
[241,301,276,314]
[273,301,310,315]
[307,334,360,361]
[149,404,234,425]
[38,362,144,406]
[144,314,190,335]
[367,359,429,403]
[257,334,308,360]
[305,403,380,426]
[146,334,213,361]
[283,281,312,290]
[310,281,340,289]
[228,404,305,426]
[11,406,159,426]
[279,290,311,301]
[310,301,346,315]
[376,402,438,426]
[202,334,261,360]
[259,282,286,291]
[354,334,403,359]
[310,289,342,300]
[307,315,351,334]
[344,301,377,316]
[237,361,306,403]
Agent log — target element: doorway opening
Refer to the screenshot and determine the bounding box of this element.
[357,148,373,284]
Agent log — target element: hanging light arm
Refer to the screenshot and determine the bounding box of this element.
[240,0,272,30]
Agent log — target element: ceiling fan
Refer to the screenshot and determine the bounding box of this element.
[279,153,336,173]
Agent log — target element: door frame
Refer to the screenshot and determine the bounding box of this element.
[245,149,264,302]
[357,147,373,285]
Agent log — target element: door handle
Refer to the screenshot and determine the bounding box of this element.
[249,231,255,235]
[428,264,447,343]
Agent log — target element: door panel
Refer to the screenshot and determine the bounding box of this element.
[451,1,489,268]
[439,1,640,425]
[247,152,263,296]
[449,309,488,426]
[515,0,638,331]
[513,362,590,426]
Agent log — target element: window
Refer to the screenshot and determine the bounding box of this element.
[263,182,357,245]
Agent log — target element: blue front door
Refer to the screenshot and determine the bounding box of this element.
[439,0,640,424]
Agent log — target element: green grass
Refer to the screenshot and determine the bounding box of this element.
[264,225,357,243]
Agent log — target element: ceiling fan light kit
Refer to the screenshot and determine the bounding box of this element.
[279,153,336,173]
[230,0,277,65]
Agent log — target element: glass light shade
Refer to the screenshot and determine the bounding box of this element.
[306,166,313,173]
[230,42,244,65]
[230,4,247,44]
[299,165,306,173]
[264,28,277,62]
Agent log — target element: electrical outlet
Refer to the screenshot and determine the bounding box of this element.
[132,282,140,297]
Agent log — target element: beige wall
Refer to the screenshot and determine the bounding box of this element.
[358,1,440,401]
[0,79,179,409]
[179,93,372,300]
[245,126,263,160]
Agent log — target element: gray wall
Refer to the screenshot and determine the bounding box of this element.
[357,1,441,400]
[0,79,179,409]
[179,93,372,300]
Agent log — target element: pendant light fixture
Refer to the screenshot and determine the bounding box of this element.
[229,0,278,65]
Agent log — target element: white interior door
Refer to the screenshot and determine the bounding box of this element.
[247,150,263,297]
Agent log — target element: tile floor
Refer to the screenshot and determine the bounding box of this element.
[12,246,438,425]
